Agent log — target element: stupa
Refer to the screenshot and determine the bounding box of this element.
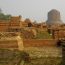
[46,9,63,26]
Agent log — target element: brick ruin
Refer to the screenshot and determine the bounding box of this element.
[0,32,23,51]
[0,32,24,65]
[0,9,65,65]
[0,14,65,40]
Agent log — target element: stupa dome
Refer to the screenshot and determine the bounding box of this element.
[46,9,63,25]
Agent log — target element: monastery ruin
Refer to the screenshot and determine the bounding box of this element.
[0,9,65,65]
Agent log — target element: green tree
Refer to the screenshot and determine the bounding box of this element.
[0,8,11,20]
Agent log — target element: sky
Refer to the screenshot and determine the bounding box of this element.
[0,0,65,22]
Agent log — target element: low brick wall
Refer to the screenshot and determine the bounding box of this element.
[23,39,57,47]
[0,40,18,49]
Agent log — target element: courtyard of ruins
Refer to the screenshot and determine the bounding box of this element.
[0,9,65,65]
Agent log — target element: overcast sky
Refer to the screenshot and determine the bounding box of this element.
[0,0,65,22]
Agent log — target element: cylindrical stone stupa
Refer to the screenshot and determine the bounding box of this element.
[46,9,63,25]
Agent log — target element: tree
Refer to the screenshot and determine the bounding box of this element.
[4,15,11,20]
[0,8,11,20]
[0,8,2,13]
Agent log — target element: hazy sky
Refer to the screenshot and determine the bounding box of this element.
[0,0,65,22]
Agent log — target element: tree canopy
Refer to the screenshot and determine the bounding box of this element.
[0,8,11,20]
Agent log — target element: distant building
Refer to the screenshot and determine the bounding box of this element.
[46,9,63,26]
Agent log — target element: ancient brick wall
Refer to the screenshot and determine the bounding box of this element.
[52,28,65,40]
[0,16,21,32]
[9,16,21,28]
[23,39,57,47]
[0,20,9,31]
[0,40,18,49]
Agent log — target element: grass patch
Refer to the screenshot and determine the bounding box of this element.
[24,57,62,65]
[35,31,52,39]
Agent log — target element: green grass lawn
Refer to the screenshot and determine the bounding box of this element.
[35,31,52,39]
